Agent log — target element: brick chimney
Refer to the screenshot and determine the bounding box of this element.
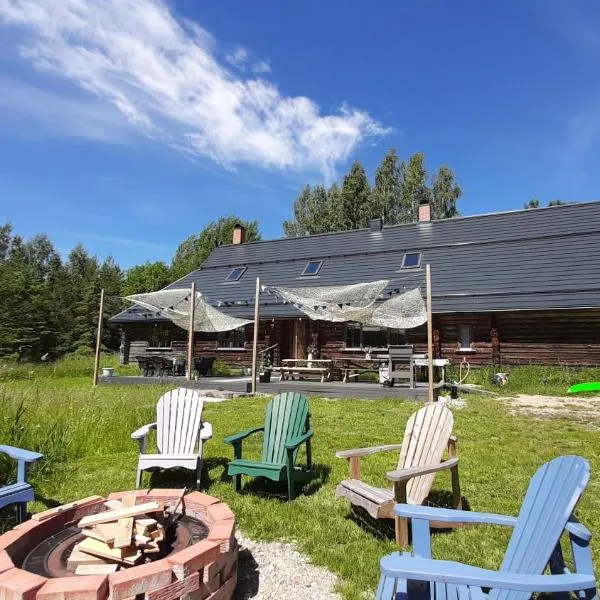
[232,223,246,245]
[418,200,431,223]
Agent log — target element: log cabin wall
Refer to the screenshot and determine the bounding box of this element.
[121,309,600,367]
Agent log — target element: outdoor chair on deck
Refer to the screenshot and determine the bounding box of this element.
[135,355,153,377]
[385,345,414,388]
[194,357,215,377]
[0,445,44,523]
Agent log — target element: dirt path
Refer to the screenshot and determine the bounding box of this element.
[501,394,600,423]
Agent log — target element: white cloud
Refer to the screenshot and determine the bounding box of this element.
[0,0,388,179]
[252,60,271,74]
[225,47,249,69]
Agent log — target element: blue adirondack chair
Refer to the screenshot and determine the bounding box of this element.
[0,445,43,523]
[377,455,597,600]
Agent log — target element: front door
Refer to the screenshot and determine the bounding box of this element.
[294,320,308,360]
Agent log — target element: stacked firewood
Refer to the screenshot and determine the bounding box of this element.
[67,494,169,575]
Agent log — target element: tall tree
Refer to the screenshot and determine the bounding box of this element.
[400,152,430,222]
[340,160,372,229]
[524,198,541,209]
[283,185,331,236]
[123,261,172,296]
[371,148,403,224]
[326,183,344,231]
[431,165,462,219]
[171,216,260,279]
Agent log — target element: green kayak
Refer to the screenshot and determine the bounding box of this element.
[567,382,600,393]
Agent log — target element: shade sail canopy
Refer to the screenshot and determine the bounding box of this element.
[264,281,427,329]
[125,289,252,332]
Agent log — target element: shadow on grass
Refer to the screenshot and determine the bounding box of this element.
[347,490,471,542]
[227,463,330,502]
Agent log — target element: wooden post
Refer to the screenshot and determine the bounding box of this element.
[187,282,196,380]
[251,277,261,394]
[426,264,434,403]
[92,288,105,387]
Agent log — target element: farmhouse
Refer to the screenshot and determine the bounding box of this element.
[110,200,600,367]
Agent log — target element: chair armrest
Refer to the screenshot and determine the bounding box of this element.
[566,516,592,542]
[393,503,518,527]
[448,435,458,443]
[0,445,43,462]
[131,423,157,440]
[285,430,314,449]
[386,458,458,482]
[336,444,403,459]
[224,426,264,445]
[199,421,213,441]
[380,554,596,592]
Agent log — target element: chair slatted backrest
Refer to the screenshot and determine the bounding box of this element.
[491,455,590,600]
[396,404,454,504]
[156,388,204,455]
[261,392,309,465]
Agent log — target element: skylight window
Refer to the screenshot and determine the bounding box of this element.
[401,252,422,269]
[225,267,246,282]
[301,260,323,276]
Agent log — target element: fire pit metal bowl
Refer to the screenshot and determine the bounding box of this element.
[0,489,238,600]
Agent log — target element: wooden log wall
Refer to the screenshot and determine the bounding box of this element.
[121,309,600,367]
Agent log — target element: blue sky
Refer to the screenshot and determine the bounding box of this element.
[1,0,599,268]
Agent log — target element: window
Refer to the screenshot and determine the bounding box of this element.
[345,324,403,350]
[401,252,422,269]
[458,324,473,350]
[217,326,247,349]
[224,267,246,282]
[301,260,323,276]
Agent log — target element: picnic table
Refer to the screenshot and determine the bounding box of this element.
[278,359,333,382]
[334,354,450,383]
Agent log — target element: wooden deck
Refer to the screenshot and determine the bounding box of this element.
[99,375,437,400]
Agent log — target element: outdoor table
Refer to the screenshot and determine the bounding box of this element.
[336,354,450,383]
[279,359,333,382]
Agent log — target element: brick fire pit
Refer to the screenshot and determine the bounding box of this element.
[0,489,237,600]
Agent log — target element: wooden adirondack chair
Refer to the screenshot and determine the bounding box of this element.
[336,403,460,546]
[131,388,213,488]
[0,445,43,523]
[377,455,597,600]
[224,392,313,501]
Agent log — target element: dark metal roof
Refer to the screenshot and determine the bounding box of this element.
[110,201,600,323]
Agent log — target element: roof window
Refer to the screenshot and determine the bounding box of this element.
[401,252,422,269]
[301,260,323,276]
[225,266,246,282]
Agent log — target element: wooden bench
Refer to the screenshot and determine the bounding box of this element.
[279,366,331,383]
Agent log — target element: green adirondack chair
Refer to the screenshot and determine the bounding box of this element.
[224,392,313,501]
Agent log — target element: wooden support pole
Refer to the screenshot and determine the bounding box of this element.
[251,277,261,394]
[426,264,434,403]
[92,288,105,387]
[187,282,196,380]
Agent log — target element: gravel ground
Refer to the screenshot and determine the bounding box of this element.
[502,394,600,423]
[233,531,342,600]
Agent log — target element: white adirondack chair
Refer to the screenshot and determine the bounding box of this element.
[131,388,213,488]
[336,403,460,546]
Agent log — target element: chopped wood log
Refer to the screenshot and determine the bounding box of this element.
[134,534,151,545]
[114,494,136,549]
[75,563,119,575]
[77,537,141,565]
[67,545,109,569]
[103,499,123,511]
[77,501,163,527]
[31,496,104,522]
[81,523,119,545]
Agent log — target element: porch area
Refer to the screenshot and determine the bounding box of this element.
[99,373,438,400]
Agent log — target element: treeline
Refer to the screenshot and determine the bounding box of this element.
[0,217,260,361]
[283,150,462,236]
[0,224,122,361]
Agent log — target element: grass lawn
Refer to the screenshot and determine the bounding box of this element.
[0,356,599,598]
